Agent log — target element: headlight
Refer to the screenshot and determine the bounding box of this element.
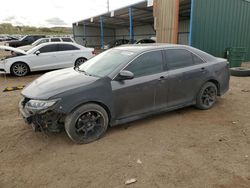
[26,99,60,113]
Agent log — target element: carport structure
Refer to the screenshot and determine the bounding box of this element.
[73,1,155,48]
[73,0,250,61]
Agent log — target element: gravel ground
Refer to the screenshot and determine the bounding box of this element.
[0,71,250,188]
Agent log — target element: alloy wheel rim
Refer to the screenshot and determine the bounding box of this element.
[75,111,104,139]
[13,64,27,76]
[201,86,216,107]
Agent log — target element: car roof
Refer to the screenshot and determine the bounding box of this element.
[36,42,79,47]
[115,43,183,52]
[115,44,216,61]
[27,42,84,54]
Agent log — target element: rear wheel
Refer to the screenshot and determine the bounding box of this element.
[65,103,109,144]
[75,57,87,67]
[196,82,217,110]
[10,62,29,77]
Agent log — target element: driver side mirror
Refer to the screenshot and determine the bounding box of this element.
[116,70,134,81]
[35,51,40,55]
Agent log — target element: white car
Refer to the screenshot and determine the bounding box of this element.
[0,42,94,76]
[18,37,76,51]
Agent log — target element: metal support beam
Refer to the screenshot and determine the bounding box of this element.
[189,0,194,46]
[83,22,87,46]
[83,22,86,38]
[72,24,76,40]
[129,7,134,42]
[100,16,104,49]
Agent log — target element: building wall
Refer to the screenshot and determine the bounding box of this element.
[178,20,190,45]
[191,0,250,61]
[73,24,115,48]
[115,25,156,41]
[73,24,156,47]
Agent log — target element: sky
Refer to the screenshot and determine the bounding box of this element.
[0,0,143,27]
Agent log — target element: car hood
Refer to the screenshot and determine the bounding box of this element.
[22,68,99,100]
[18,45,33,51]
[0,46,27,55]
[6,40,19,43]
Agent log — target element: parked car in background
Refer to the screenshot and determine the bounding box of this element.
[0,42,94,76]
[0,36,19,42]
[19,44,230,144]
[19,37,76,51]
[104,39,129,49]
[5,35,45,47]
[135,38,156,44]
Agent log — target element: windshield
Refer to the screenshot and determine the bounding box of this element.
[32,38,48,46]
[20,35,27,41]
[78,49,135,77]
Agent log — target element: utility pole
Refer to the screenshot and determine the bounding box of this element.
[107,0,110,12]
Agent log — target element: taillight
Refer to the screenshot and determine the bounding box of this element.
[92,51,96,55]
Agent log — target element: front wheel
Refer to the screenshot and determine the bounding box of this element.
[195,82,218,110]
[10,62,29,77]
[75,57,87,67]
[65,103,109,144]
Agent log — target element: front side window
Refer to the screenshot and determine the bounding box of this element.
[165,49,204,70]
[39,44,58,53]
[125,50,163,78]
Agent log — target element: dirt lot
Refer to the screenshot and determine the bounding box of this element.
[0,71,250,188]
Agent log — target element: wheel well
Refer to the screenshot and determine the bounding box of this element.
[11,61,30,70]
[207,79,220,95]
[74,57,87,66]
[71,101,111,122]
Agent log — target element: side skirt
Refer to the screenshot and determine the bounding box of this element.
[110,102,195,127]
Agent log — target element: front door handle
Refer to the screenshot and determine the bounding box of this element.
[200,67,206,72]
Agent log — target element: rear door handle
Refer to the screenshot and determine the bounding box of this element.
[158,76,166,81]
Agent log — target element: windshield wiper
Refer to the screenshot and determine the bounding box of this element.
[75,67,92,76]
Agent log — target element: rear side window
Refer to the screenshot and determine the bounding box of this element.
[125,50,163,78]
[62,38,73,42]
[39,44,58,53]
[58,44,79,51]
[51,38,61,42]
[165,49,203,70]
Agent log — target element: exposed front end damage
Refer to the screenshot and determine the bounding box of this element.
[19,97,65,132]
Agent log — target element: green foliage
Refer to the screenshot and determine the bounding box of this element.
[0,23,71,35]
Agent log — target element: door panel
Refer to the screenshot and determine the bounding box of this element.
[28,52,58,71]
[111,72,167,119]
[111,50,167,120]
[54,51,74,68]
[164,48,209,108]
[167,65,208,107]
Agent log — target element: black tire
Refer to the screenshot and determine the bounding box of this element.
[196,82,218,110]
[10,62,30,77]
[65,103,109,144]
[230,67,250,77]
[75,57,87,67]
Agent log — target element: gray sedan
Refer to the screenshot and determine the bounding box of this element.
[20,44,230,144]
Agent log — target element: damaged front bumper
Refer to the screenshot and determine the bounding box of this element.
[19,97,65,132]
